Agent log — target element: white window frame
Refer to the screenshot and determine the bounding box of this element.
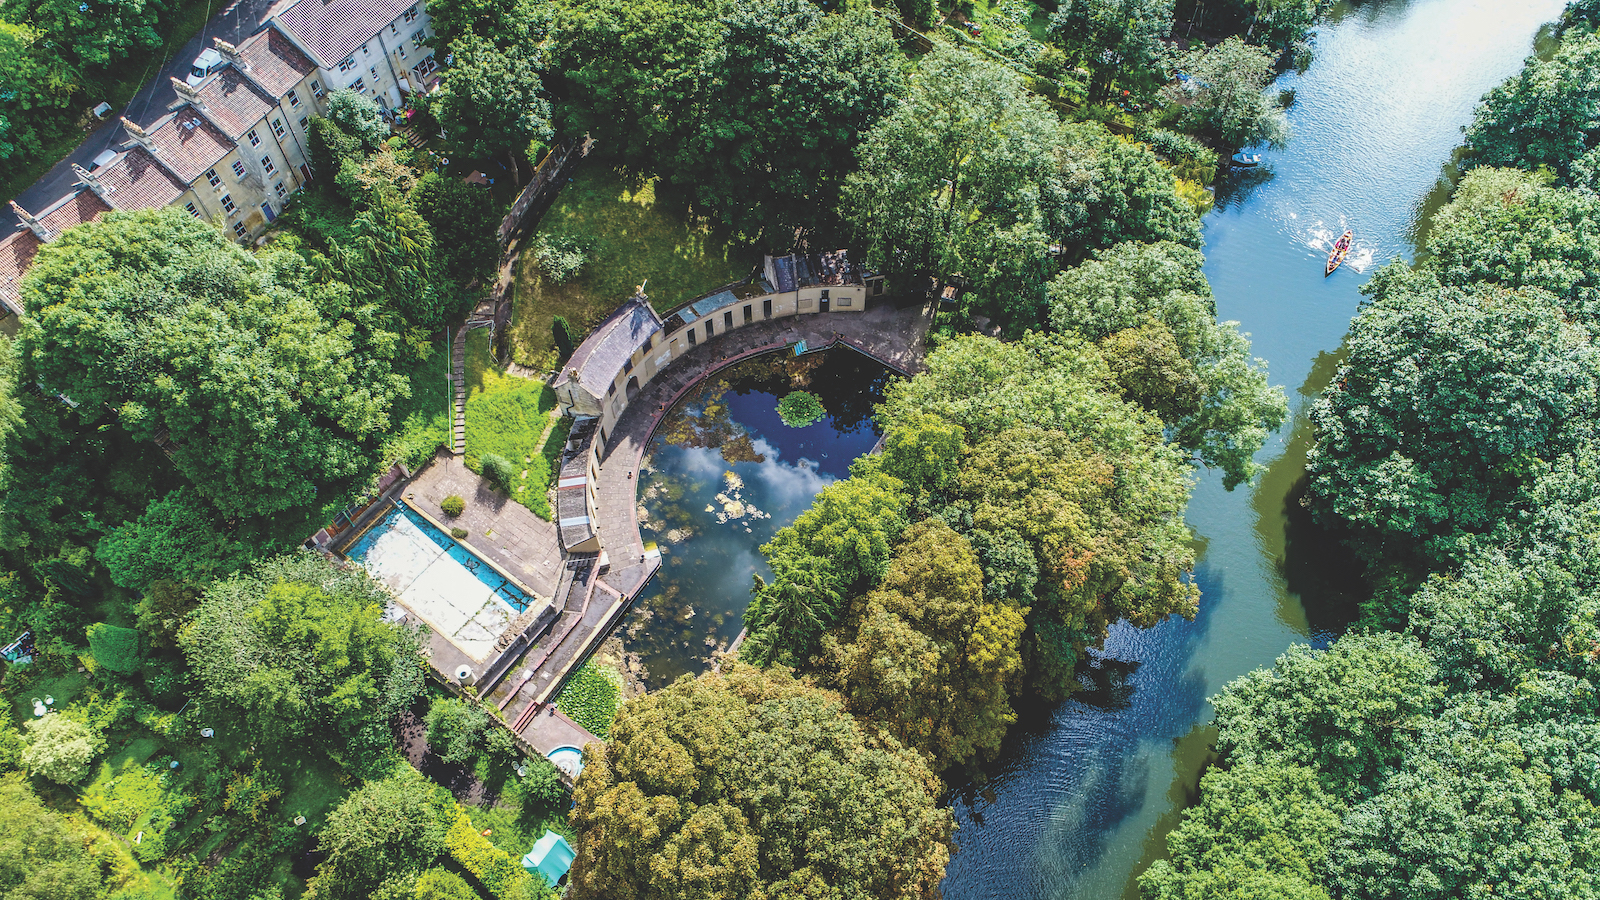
[220,193,236,214]
[260,155,275,175]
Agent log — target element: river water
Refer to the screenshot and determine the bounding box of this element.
[938,1,1566,898]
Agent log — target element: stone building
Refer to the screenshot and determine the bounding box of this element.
[271,0,440,109]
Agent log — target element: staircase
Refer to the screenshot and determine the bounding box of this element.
[451,315,495,455]
[394,124,428,149]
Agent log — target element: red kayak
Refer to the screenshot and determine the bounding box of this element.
[1326,231,1353,276]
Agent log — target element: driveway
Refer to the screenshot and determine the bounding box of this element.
[0,0,284,232]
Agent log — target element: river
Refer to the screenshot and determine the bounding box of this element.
[937,1,1567,898]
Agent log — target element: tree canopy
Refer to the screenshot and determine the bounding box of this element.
[1464,30,1600,180]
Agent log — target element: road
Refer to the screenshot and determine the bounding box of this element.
[0,0,284,232]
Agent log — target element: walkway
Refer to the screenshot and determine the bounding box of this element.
[450,309,495,454]
[591,300,935,599]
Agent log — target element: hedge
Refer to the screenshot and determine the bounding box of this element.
[445,804,532,899]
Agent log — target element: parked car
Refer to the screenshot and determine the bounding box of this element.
[187,48,224,87]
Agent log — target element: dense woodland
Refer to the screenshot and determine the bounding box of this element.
[0,0,1357,898]
[1142,3,1600,898]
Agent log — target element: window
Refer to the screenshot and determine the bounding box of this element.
[411,28,427,47]
[743,305,752,324]
[287,89,300,108]
[298,116,309,131]
[687,328,696,347]
[205,168,221,188]
[271,118,285,138]
[762,298,772,319]
[220,193,236,214]
[412,56,437,78]
[370,66,380,80]
[724,311,733,329]
[260,155,275,175]
[360,43,370,56]
[231,160,246,179]
[403,5,418,22]
[397,44,407,59]
[310,80,323,98]
[349,77,366,92]
[185,202,200,218]
[623,356,634,375]
[274,181,287,199]
[233,222,248,238]
[338,57,355,72]
[246,129,260,147]
[704,320,714,338]
[390,22,398,35]
[607,382,616,397]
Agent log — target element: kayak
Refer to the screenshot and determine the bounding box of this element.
[1326,230,1353,276]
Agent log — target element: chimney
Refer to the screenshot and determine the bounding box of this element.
[71,164,108,201]
[214,37,248,72]
[121,117,155,152]
[171,76,204,109]
[9,201,49,241]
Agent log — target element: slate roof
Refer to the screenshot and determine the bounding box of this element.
[556,419,599,551]
[554,295,662,397]
[195,66,278,138]
[276,0,413,68]
[97,148,188,211]
[145,112,234,183]
[0,231,42,315]
[238,28,317,97]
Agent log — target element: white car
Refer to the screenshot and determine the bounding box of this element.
[186,48,224,87]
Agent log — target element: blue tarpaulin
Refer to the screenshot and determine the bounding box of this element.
[522,831,575,886]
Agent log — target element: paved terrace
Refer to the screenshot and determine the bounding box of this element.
[591,300,935,595]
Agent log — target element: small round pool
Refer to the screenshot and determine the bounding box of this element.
[546,746,583,778]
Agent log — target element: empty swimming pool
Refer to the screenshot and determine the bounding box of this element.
[348,503,543,661]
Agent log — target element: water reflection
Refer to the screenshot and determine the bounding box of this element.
[620,348,890,688]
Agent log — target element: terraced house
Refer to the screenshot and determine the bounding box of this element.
[0,0,441,316]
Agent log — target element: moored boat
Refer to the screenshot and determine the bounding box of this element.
[1326,230,1353,276]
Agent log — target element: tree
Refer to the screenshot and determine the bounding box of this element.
[326,89,390,151]
[425,698,490,765]
[412,173,500,290]
[0,774,133,899]
[309,767,450,900]
[1212,632,1443,800]
[1050,0,1175,104]
[180,555,422,748]
[1305,267,1600,569]
[567,663,952,900]
[20,714,101,785]
[1463,30,1600,180]
[1049,241,1287,488]
[85,623,139,674]
[1055,123,1204,260]
[135,580,201,651]
[18,209,407,520]
[876,413,966,502]
[831,521,1026,771]
[94,487,258,590]
[1168,37,1290,152]
[1139,764,1344,900]
[430,33,553,164]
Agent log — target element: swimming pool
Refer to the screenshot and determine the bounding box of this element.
[348,503,542,661]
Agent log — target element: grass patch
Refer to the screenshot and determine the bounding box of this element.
[508,166,758,371]
[0,0,214,208]
[554,662,622,739]
[386,338,454,471]
[462,330,559,519]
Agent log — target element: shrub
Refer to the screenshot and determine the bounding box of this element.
[555,662,622,738]
[777,391,827,427]
[440,495,465,518]
[21,714,102,785]
[426,698,489,765]
[444,803,532,898]
[451,527,469,539]
[481,454,517,493]
[86,622,141,673]
[519,756,567,813]
[532,233,589,284]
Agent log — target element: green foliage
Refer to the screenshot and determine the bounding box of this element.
[135,580,200,651]
[480,454,518,495]
[414,868,478,900]
[412,173,502,291]
[451,527,469,539]
[443,801,535,899]
[431,32,552,162]
[85,623,139,674]
[567,663,951,900]
[326,90,390,150]
[425,698,490,765]
[1464,29,1600,180]
[551,316,576,363]
[531,233,590,284]
[21,713,102,785]
[0,773,135,899]
[309,116,365,184]
[440,495,465,518]
[464,338,559,517]
[1050,0,1174,103]
[775,390,825,427]
[308,767,450,900]
[95,487,259,590]
[1166,37,1290,152]
[554,662,622,738]
[1140,128,1220,184]
[179,554,422,749]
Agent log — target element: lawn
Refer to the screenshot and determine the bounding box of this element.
[386,337,455,471]
[463,329,562,519]
[507,166,759,371]
[0,0,215,208]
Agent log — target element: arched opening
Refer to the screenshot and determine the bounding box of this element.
[626,375,641,401]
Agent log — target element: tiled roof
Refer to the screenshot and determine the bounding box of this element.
[97,148,188,211]
[0,230,42,315]
[557,419,598,550]
[146,112,233,183]
[239,28,316,97]
[554,295,662,396]
[276,0,412,68]
[37,190,112,237]
[195,66,277,138]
